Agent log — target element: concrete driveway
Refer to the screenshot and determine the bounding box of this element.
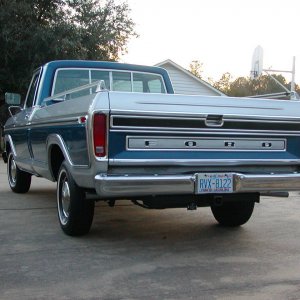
[1,160,300,299]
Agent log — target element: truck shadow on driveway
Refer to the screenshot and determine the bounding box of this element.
[88,202,252,247]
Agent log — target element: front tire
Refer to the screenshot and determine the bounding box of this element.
[7,152,31,193]
[211,195,256,227]
[57,162,95,236]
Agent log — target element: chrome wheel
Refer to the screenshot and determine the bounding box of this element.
[57,171,70,225]
[7,152,31,193]
[57,162,95,236]
[8,155,17,186]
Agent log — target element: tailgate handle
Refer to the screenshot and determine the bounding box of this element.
[205,115,224,127]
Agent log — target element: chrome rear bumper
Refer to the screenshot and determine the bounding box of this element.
[94,173,300,198]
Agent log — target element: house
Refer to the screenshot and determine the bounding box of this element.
[155,59,225,96]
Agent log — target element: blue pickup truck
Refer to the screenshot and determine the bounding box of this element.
[3,60,300,236]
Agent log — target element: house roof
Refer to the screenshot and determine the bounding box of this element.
[155,59,226,96]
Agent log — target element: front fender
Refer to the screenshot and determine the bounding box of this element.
[3,134,17,157]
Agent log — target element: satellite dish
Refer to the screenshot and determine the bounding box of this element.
[250,45,264,79]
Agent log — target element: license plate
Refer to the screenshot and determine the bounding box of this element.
[196,173,233,194]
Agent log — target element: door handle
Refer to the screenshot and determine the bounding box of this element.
[205,115,224,127]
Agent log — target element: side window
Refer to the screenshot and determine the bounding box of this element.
[112,72,132,92]
[53,69,90,98]
[25,72,40,108]
[132,73,166,93]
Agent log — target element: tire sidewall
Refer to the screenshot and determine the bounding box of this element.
[211,198,255,227]
[7,152,17,189]
[7,152,31,193]
[57,162,94,236]
[57,165,69,227]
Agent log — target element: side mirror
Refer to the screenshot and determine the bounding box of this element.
[5,92,21,105]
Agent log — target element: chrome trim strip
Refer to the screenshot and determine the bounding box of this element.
[30,117,79,127]
[6,117,81,131]
[126,136,286,152]
[109,158,300,167]
[223,118,300,124]
[110,115,300,134]
[110,128,300,136]
[136,101,283,111]
[110,113,300,123]
[94,172,300,197]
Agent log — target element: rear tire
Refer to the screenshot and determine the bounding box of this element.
[57,162,95,236]
[7,152,31,193]
[211,195,256,227]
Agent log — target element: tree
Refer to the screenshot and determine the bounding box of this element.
[212,72,232,95]
[189,60,204,79]
[0,0,137,123]
[212,73,299,98]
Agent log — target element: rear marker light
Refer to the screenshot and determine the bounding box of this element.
[78,116,87,124]
[93,113,107,157]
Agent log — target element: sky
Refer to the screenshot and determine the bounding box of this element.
[121,0,300,83]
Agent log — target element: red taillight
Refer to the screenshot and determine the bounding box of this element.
[93,113,107,157]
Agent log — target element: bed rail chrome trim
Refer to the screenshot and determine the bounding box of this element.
[110,112,300,122]
[110,114,300,133]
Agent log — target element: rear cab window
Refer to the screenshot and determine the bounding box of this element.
[51,68,166,98]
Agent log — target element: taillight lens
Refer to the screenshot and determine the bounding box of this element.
[93,113,107,157]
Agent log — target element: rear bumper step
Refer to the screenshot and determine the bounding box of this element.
[94,173,300,198]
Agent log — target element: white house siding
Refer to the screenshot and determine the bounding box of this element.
[162,64,219,96]
[155,60,225,96]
